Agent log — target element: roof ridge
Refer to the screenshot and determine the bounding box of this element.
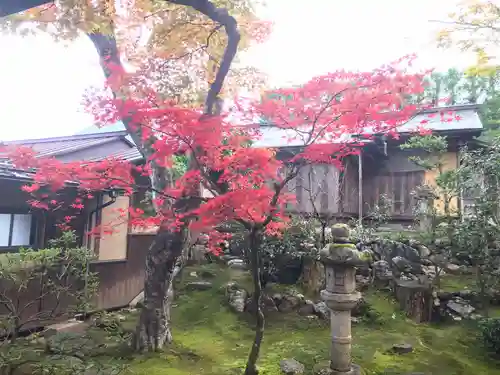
[35,136,121,158]
[421,103,481,113]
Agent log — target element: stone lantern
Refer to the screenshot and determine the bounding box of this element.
[414,185,437,232]
[316,224,372,375]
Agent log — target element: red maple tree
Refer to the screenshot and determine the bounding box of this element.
[2,54,439,373]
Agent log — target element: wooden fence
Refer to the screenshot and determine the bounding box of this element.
[363,171,425,219]
[283,161,424,220]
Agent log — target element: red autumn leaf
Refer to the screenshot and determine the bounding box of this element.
[5,55,444,255]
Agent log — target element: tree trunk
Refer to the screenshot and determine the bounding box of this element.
[393,279,433,323]
[244,229,265,375]
[132,227,186,352]
[320,221,327,248]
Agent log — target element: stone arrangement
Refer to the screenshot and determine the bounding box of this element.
[316,223,372,375]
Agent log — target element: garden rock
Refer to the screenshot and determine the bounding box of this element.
[280,358,305,375]
[355,275,370,290]
[391,343,413,354]
[220,254,241,263]
[313,301,330,320]
[373,260,393,287]
[370,239,422,264]
[297,300,315,316]
[186,281,213,291]
[273,290,304,313]
[262,294,279,312]
[444,263,461,274]
[277,297,298,313]
[447,297,475,318]
[373,260,391,278]
[245,294,278,313]
[351,316,361,324]
[227,259,247,270]
[415,243,431,258]
[392,256,412,273]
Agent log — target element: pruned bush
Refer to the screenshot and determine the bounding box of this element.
[0,231,100,375]
[478,317,500,358]
[0,231,98,340]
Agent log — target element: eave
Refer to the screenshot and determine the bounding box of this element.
[0,0,52,17]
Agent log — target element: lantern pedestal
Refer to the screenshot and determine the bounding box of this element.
[316,224,372,375]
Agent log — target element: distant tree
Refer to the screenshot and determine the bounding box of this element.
[443,68,463,105]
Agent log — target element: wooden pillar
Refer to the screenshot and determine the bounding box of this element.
[457,140,465,221]
[358,151,363,225]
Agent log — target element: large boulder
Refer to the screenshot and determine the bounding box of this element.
[369,239,422,264]
[274,290,305,313]
[225,282,247,313]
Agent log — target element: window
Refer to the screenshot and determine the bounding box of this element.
[0,213,35,248]
[83,195,103,253]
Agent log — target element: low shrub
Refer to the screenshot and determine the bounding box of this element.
[478,317,500,358]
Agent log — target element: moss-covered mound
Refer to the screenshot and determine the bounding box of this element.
[128,264,500,375]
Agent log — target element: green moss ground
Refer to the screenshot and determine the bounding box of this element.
[125,264,500,375]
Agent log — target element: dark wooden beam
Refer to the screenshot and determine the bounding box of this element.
[0,0,51,17]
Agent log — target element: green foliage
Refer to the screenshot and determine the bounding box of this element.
[401,134,460,288]
[478,318,500,358]
[350,194,392,243]
[261,219,318,256]
[447,137,500,312]
[172,154,189,180]
[0,231,100,374]
[355,299,385,326]
[400,135,448,171]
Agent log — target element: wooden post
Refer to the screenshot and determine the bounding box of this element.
[358,151,363,226]
[457,141,465,221]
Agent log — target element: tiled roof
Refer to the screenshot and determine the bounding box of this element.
[0,160,34,180]
[86,147,143,162]
[253,104,484,148]
[2,131,141,162]
[0,130,144,183]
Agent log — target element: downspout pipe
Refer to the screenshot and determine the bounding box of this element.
[89,190,118,218]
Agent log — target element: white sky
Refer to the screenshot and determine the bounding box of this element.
[0,0,476,141]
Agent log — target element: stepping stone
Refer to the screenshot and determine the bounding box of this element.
[280,358,304,374]
[391,343,413,354]
[186,281,213,291]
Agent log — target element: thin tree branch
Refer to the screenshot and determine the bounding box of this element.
[169,0,241,115]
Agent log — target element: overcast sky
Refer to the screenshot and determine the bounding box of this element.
[0,0,474,141]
